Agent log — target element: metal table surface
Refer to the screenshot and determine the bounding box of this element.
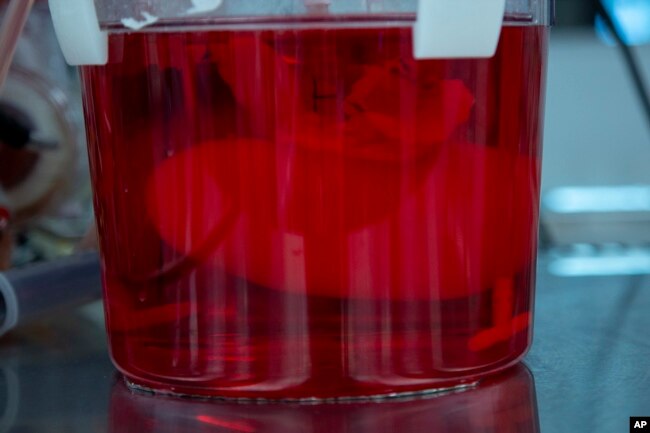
[0,255,648,433]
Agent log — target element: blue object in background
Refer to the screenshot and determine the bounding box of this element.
[595,0,650,45]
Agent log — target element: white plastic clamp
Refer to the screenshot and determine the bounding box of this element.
[414,0,506,59]
[49,0,108,66]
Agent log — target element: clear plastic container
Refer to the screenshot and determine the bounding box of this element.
[50,0,551,399]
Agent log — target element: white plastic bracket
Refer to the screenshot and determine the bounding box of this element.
[187,0,224,15]
[414,0,506,59]
[49,0,108,66]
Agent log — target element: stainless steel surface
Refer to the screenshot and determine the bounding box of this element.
[531,257,650,432]
[0,255,647,432]
[110,365,539,433]
[0,306,112,432]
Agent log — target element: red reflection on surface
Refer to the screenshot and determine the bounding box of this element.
[109,365,539,433]
[195,415,256,432]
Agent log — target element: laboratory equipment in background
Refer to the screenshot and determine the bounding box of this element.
[0,0,101,337]
[540,0,650,277]
[0,0,93,269]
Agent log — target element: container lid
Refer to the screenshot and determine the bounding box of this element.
[49,0,550,65]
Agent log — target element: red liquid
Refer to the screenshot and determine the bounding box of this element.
[81,23,547,399]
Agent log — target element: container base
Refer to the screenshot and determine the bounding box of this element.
[123,376,480,404]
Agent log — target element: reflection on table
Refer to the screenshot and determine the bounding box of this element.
[109,365,539,433]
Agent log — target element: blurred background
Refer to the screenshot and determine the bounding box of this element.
[0,1,648,431]
[0,0,93,270]
[542,0,650,277]
[1,0,650,272]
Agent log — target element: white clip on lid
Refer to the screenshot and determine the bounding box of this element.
[49,0,107,66]
[414,0,506,59]
[187,0,224,15]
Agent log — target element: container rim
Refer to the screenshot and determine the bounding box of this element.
[97,11,552,33]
